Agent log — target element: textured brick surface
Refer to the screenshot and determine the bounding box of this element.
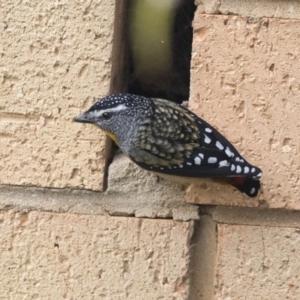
[196,0,300,19]
[0,155,200,222]
[0,211,193,299]
[216,224,300,299]
[105,154,199,220]
[204,206,300,228]
[189,216,217,300]
[187,13,300,209]
[0,1,115,190]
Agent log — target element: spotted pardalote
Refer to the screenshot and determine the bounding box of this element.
[75,93,263,197]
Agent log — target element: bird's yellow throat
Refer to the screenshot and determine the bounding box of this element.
[105,131,118,144]
[92,124,118,144]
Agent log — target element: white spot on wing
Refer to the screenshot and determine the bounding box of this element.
[235,157,244,163]
[216,141,224,150]
[208,157,217,164]
[250,188,256,195]
[236,165,242,173]
[231,164,235,171]
[187,162,192,166]
[251,167,256,173]
[219,160,229,167]
[205,128,212,133]
[225,147,234,157]
[204,134,211,144]
[194,157,201,165]
[198,153,204,159]
[244,166,250,174]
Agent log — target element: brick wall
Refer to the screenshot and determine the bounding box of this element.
[1,1,300,299]
[188,4,300,299]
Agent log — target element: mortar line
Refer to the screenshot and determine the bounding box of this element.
[188,217,217,300]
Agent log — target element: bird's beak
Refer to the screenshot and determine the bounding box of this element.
[74,113,94,124]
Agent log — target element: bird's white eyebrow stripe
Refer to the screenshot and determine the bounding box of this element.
[88,104,127,117]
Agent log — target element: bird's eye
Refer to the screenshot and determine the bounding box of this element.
[102,112,113,120]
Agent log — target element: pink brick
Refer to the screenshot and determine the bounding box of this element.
[0,211,193,299]
[216,224,300,299]
[187,13,300,209]
[0,1,115,190]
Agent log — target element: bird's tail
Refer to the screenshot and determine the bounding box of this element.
[213,176,261,197]
[229,177,261,198]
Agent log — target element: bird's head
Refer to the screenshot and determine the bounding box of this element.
[74,93,152,145]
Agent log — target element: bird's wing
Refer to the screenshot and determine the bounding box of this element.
[129,99,262,180]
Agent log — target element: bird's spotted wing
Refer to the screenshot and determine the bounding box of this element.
[129,99,262,180]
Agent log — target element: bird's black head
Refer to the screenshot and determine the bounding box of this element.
[74,93,152,144]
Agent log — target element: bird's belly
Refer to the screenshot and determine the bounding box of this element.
[151,171,213,185]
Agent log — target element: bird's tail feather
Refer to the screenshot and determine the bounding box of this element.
[229,177,260,198]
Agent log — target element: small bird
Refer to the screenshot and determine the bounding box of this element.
[75,93,262,197]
